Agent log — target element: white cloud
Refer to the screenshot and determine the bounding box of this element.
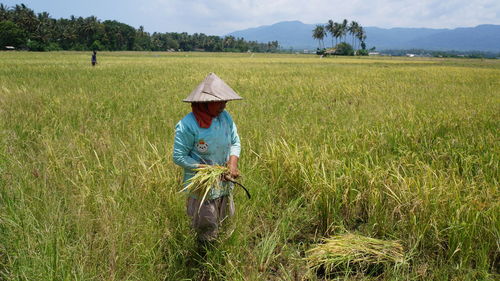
[4,0,500,34]
[142,0,500,34]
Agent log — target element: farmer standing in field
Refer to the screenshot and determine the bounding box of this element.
[173,73,242,244]
[91,50,97,66]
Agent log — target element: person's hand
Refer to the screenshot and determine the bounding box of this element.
[226,156,240,180]
[227,165,240,180]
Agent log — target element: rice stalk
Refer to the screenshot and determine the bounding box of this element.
[305,233,405,276]
[179,165,229,209]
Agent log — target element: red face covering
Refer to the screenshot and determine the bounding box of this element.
[191,102,226,128]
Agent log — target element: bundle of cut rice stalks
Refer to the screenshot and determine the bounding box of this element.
[180,165,229,208]
[305,233,405,276]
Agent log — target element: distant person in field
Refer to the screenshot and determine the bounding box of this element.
[91,50,97,66]
[173,73,242,244]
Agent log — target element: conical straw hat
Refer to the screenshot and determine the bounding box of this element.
[183,73,243,102]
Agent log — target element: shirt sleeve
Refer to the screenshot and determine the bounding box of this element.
[229,115,241,157]
[173,120,199,170]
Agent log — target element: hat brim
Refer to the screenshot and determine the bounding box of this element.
[182,73,243,102]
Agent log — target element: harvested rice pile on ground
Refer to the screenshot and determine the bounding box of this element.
[180,165,229,206]
[305,233,405,277]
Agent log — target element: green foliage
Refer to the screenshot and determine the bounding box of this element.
[0,20,26,47]
[0,3,280,53]
[90,40,104,51]
[70,43,87,51]
[26,39,45,51]
[134,26,150,51]
[102,20,136,51]
[335,42,354,55]
[165,38,179,50]
[356,49,369,56]
[45,42,62,51]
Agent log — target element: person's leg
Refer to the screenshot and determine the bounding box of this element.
[187,195,236,243]
[217,194,235,239]
[187,197,220,242]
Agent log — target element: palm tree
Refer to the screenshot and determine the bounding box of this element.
[223,35,235,49]
[326,20,336,48]
[13,4,38,35]
[34,11,51,44]
[340,19,348,43]
[312,24,326,49]
[355,26,365,50]
[332,22,342,47]
[0,4,10,21]
[348,21,359,49]
[357,27,367,50]
[81,16,100,46]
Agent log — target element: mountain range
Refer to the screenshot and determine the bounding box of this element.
[227,21,500,52]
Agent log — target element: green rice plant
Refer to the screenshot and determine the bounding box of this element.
[180,165,229,208]
[305,233,405,276]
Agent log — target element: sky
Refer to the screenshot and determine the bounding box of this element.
[3,0,500,35]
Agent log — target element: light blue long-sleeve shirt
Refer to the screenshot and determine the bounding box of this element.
[173,110,241,199]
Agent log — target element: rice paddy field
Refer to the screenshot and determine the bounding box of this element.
[0,51,499,280]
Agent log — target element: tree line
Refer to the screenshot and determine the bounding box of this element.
[312,19,367,55]
[0,4,280,52]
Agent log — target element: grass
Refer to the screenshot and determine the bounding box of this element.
[0,51,499,280]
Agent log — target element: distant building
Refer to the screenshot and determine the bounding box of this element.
[325,48,337,55]
[368,52,380,56]
[406,53,416,57]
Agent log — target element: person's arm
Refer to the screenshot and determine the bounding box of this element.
[227,155,239,179]
[227,118,241,178]
[173,121,199,170]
